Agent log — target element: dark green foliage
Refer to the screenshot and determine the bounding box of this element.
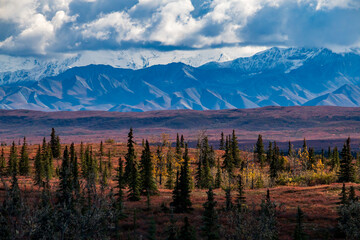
[179,217,197,240]
[259,190,279,240]
[202,187,220,240]
[50,128,61,158]
[339,137,355,182]
[214,158,222,189]
[303,138,307,152]
[222,136,234,177]
[294,207,307,240]
[34,145,44,186]
[308,148,316,170]
[70,143,80,193]
[196,136,214,189]
[165,146,175,189]
[330,147,340,170]
[148,217,157,240]
[270,142,281,181]
[231,130,241,168]
[171,144,192,213]
[255,134,265,168]
[338,183,348,206]
[107,149,112,178]
[348,186,358,202]
[115,157,125,211]
[0,148,6,175]
[155,146,165,185]
[288,141,293,157]
[139,140,158,195]
[125,129,141,201]
[57,146,73,207]
[338,201,360,239]
[266,141,273,164]
[19,137,30,176]
[225,188,233,211]
[219,132,225,150]
[237,174,246,210]
[165,211,177,240]
[180,134,185,148]
[7,141,18,176]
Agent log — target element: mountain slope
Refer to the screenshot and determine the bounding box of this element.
[0,48,360,111]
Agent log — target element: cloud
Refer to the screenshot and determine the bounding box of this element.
[0,0,359,56]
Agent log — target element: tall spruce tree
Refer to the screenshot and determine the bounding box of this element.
[180,134,185,148]
[50,128,61,158]
[196,136,213,189]
[237,174,246,211]
[219,132,225,150]
[34,145,44,186]
[125,128,136,183]
[214,158,222,189]
[308,148,316,170]
[70,143,80,193]
[255,134,265,168]
[139,140,158,196]
[165,146,175,189]
[115,157,125,212]
[231,130,241,168]
[339,137,355,182]
[7,141,18,176]
[330,147,340,170]
[288,141,293,157]
[19,137,30,176]
[201,187,220,240]
[222,136,234,177]
[57,146,73,207]
[266,141,273,164]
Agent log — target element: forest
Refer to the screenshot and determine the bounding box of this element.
[0,128,359,240]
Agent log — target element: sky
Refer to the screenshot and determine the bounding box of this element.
[0,0,360,61]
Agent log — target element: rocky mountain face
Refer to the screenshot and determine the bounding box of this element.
[0,47,359,111]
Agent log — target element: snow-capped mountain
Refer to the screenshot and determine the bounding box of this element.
[0,47,360,111]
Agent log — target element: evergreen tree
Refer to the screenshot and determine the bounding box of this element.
[100,141,104,157]
[225,188,233,211]
[155,146,165,185]
[294,207,307,240]
[171,144,192,213]
[175,133,182,167]
[266,141,273,164]
[288,141,293,157]
[270,142,281,181]
[115,157,125,212]
[147,217,157,240]
[348,186,358,202]
[222,136,234,177]
[202,187,220,240]
[44,144,54,180]
[214,158,222,189]
[219,132,225,150]
[139,140,158,195]
[57,146,73,207]
[303,138,307,152]
[255,134,265,168]
[50,128,61,158]
[196,136,214,189]
[308,148,316,170]
[179,217,197,240]
[180,134,185,148]
[338,183,348,206]
[70,143,80,193]
[237,174,246,210]
[19,137,30,176]
[125,128,136,184]
[165,146,175,189]
[127,152,140,201]
[165,211,177,240]
[7,141,18,176]
[107,149,112,178]
[34,145,44,186]
[330,146,340,170]
[259,189,279,240]
[231,130,241,168]
[339,137,355,182]
[0,148,5,175]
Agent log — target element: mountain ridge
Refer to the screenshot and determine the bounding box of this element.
[0,47,360,111]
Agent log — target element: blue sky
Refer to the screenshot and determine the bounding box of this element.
[1,0,360,58]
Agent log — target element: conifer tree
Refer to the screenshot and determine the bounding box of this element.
[172,144,192,212]
[7,141,17,176]
[339,137,355,182]
[165,146,175,189]
[115,157,125,212]
[330,146,340,170]
[70,143,80,193]
[180,134,185,148]
[100,141,104,157]
[197,136,213,189]
[147,217,157,240]
[44,144,54,181]
[270,142,280,181]
[0,148,5,175]
[125,128,136,183]
[308,148,316,170]
[175,133,182,167]
[231,130,241,168]
[266,141,273,164]
[219,132,225,150]
[338,183,348,206]
[139,140,158,195]
[225,188,233,211]
[303,138,307,152]
[19,137,30,176]
[222,136,234,177]
[237,174,246,210]
[294,207,307,240]
[127,153,140,201]
[34,145,44,186]
[288,141,293,157]
[202,187,220,240]
[179,217,197,240]
[57,146,73,207]
[155,146,165,185]
[255,134,265,168]
[50,128,61,158]
[214,158,222,189]
[348,186,358,202]
[107,149,112,178]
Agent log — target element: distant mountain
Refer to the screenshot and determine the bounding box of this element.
[0,47,360,111]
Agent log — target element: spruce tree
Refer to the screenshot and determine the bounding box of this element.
[237,174,246,211]
[57,146,73,207]
[19,136,30,176]
[175,133,182,167]
[139,140,158,196]
[165,146,175,189]
[255,134,265,168]
[339,137,355,182]
[70,143,80,193]
[222,136,234,177]
[180,134,185,148]
[50,128,61,158]
[197,136,213,189]
[115,157,125,212]
[225,188,233,211]
[214,158,222,189]
[0,148,5,175]
[179,217,197,240]
[338,183,348,205]
[288,141,293,157]
[294,207,307,240]
[330,147,340,170]
[34,145,44,186]
[303,138,307,152]
[348,186,358,202]
[127,153,140,201]
[107,149,112,178]
[266,141,273,164]
[231,130,241,168]
[219,132,225,150]
[308,148,315,170]
[7,141,18,176]
[202,187,220,240]
[125,128,136,184]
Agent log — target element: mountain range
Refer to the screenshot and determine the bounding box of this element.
[0,47,360,111]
